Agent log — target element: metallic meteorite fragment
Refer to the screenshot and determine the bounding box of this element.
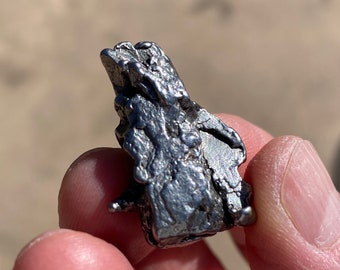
[100,41,255,248]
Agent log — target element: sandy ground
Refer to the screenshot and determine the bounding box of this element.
[1,1,340,269]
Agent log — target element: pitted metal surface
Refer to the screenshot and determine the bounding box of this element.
[101,41,255,247]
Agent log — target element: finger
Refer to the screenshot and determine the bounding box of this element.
[13,229,133,270]
[58,148,155,265]
[244,136,340,269]
[135,241,224,270]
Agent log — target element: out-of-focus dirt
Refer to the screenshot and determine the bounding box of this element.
[1,1,340,269]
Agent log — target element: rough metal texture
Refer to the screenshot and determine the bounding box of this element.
[100,41,255,248]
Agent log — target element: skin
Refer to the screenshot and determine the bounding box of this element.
[13,114,340,270]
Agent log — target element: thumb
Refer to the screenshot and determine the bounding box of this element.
[244,136,340,270]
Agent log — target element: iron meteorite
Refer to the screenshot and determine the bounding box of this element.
[100,41,255,248]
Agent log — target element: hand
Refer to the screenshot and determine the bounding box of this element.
[13,114,340,270]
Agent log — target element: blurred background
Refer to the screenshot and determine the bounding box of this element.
[1,1,340,269]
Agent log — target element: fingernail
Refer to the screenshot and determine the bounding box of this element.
[281,140,340,248]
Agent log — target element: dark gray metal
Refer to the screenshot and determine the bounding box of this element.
[100,41,255,248]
